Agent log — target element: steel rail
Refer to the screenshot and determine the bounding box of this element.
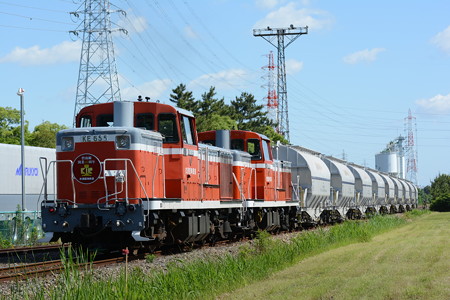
[0,256,125,282]
[0,244,66,256]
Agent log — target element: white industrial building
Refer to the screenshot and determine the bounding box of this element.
[0,143,56,212]
[375,136,406,179]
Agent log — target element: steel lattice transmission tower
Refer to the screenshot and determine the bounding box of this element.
[261,51,278,124]
[253,25,308,142]
[70,0,126,124]
[405,109,418,184]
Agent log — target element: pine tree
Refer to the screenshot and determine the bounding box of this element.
[169,84,198,114]
[230,92,274,132]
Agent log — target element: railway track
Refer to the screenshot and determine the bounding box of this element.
[0,244,67,257]
[0,256,126,282]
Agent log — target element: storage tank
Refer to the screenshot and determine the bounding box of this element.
[321,157,355,209]
[347,164,372,206]
[365,169,385,206]
[274,145,330,212]
[375,152,398,174]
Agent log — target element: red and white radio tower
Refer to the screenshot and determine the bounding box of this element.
[405,109,418,184]
[262,51,278,129]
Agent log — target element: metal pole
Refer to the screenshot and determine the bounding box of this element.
[17,88,25,211]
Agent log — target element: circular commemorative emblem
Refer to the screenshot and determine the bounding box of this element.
[72,153,102,184]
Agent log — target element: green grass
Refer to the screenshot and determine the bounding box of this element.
[4,211,438,300]
[220,211,449,300]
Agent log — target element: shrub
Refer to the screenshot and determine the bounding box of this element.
[145,254,156,263]
[430,193,450,212]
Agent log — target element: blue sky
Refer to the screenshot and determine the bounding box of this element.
[1,0,449,186]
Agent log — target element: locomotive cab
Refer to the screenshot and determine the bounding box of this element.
[198,130,291,202]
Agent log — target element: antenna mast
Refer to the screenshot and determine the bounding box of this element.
[70,0,126,125]
[261,51,278,125]
[253,25,308,142]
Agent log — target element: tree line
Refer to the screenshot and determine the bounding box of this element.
[0,106,67,148]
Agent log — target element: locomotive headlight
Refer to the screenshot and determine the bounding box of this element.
[115,135,130,149]
[61,137,74,151]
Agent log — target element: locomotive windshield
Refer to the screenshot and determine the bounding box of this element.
[136,113,154,130]
[158,113,179,143]
[231,139,244,151]
[247,139,261,160]
[97,114,113,127]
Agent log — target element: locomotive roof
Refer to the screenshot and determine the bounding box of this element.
[77,101,195,118]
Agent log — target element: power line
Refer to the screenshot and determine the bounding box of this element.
[0,10,73,24]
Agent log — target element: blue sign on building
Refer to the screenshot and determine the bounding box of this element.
[15,164,39,176]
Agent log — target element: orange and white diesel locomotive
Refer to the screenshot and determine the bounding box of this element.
[40,100,295,249]
[40,100,417,249]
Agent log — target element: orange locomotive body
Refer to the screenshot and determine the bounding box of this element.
[40,100,297,249]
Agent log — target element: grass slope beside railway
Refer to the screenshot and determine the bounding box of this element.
[3,210,441,300]
[220,211,450,300]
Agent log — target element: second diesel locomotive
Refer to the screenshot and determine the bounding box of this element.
[39,100,417,249]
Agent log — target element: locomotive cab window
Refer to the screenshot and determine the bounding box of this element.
[158,113,179,143]
[97,114,113,127]
[136,113,154,130]
[180,115,196,145]
[262,140,272,161]
[231,139,244,151]
[247,139,261,160]
[79,115,92,128]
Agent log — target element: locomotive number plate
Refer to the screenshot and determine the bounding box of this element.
[82,135,108,142]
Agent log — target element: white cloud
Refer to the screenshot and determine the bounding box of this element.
[188,69,250,90]
[431,25,450,54]
[0,40,81,66]
[255,0,280,9]
[286,58,303,74]
[416,93,450,114]
[253,2,333,30]
[119,15,148,35]
[343,48,386,64]
[184,26,199,39]
[121,79,172,102]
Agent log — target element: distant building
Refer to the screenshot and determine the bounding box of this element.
[0,144,55,212]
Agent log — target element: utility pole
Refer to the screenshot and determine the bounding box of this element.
[253,25,308,142]
[70,0,126,125]
[17,88,25,211]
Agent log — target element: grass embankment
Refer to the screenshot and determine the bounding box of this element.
[5,210,440,300]
[222,211,449,300]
